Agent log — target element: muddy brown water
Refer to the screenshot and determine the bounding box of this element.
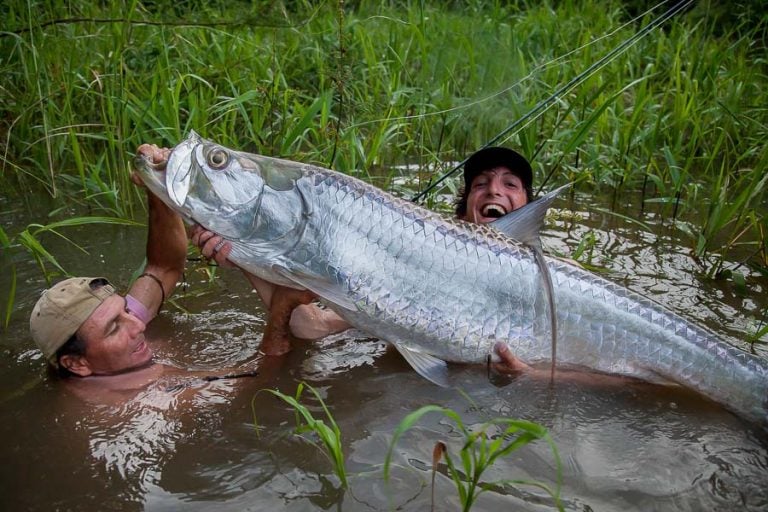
[1,189,766,511]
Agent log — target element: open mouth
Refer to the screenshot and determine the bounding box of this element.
[481,204,507,218]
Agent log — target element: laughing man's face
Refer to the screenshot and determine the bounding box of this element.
[463,167,528,224]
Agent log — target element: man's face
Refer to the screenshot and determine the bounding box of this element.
[74,294,153,375]
[464,167,528,224]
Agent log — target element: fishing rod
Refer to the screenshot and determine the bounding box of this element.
[411,0,693,203]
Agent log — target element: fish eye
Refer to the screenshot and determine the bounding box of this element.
[206,148,230,170]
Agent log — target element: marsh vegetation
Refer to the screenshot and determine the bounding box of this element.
[2,0,765,294]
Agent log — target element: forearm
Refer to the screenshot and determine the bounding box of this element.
[242,270,349,339]
[145,191,187,291]
[243,270,275,308]
[129,191,187,317]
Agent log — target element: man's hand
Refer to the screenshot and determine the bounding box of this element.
[127,143,186,320]
[133,144,170,187]
[492,342,531,373]
[190,225,235,268]
[484,342,531,387]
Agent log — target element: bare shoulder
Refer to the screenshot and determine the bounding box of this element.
[64,363,171,404]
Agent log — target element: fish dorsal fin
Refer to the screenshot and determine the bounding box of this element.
[531,246,558,381]
[491,183,570,382]
[490,183,570,249]
[271,265,358,311]
[393,344,450,387]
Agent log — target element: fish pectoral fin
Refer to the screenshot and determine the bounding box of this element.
[271,265,357,311]
[490,183,571,248]
[394,345,450,388]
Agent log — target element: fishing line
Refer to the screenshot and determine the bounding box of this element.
[411,0,693,203]
[349,0,672,130]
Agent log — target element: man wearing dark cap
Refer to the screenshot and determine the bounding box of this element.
[455,146,533,224]
[29,144,188,378]
[453,146,535,370]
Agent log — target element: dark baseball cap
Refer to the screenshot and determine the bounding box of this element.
[463,146,532,190]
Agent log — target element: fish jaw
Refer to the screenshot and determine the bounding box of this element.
[133,151,195,222]
[159,132,313,264]
[165,131,200,208]
[132,152,165,193]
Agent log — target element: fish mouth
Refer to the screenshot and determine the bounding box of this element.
[133,153,197,221]
[481,203,508,218]
[167,141,196,207]
[142,155,168,173]
[133,153,166,179]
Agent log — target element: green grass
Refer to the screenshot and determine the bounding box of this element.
[384,403,563,511]
[0,215,142,327]
[0,0,766,321]
[257,382,562,510]
[254,381,349,488]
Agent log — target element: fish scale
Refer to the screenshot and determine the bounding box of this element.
[306,167,555,360]
[134,131,768,426]
[310,170,766,424]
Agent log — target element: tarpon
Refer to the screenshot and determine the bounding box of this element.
[135,131,768,425]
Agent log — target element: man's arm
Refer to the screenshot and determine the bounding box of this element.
[127,144,188,320]
[191,226,351,343]
[240,271,350,341]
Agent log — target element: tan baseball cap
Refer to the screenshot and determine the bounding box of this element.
[29,277,117,362]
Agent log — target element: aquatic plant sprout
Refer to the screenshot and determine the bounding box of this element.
[253,382,349,488]
[384,404,563,512]
[253,382,562,509]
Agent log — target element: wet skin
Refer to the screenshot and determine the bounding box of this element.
[463,167,528,224]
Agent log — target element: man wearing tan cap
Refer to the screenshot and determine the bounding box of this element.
[29,144,187,378]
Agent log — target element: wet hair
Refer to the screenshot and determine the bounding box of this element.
[54,332,88,378]
[454,187,470,218]
[454,178,534,218]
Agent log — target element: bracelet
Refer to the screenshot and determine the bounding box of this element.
[139,272,166,310]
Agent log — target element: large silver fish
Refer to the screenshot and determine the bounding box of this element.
[135,131,768,425]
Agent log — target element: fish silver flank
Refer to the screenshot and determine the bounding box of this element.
[135,131,768,426]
